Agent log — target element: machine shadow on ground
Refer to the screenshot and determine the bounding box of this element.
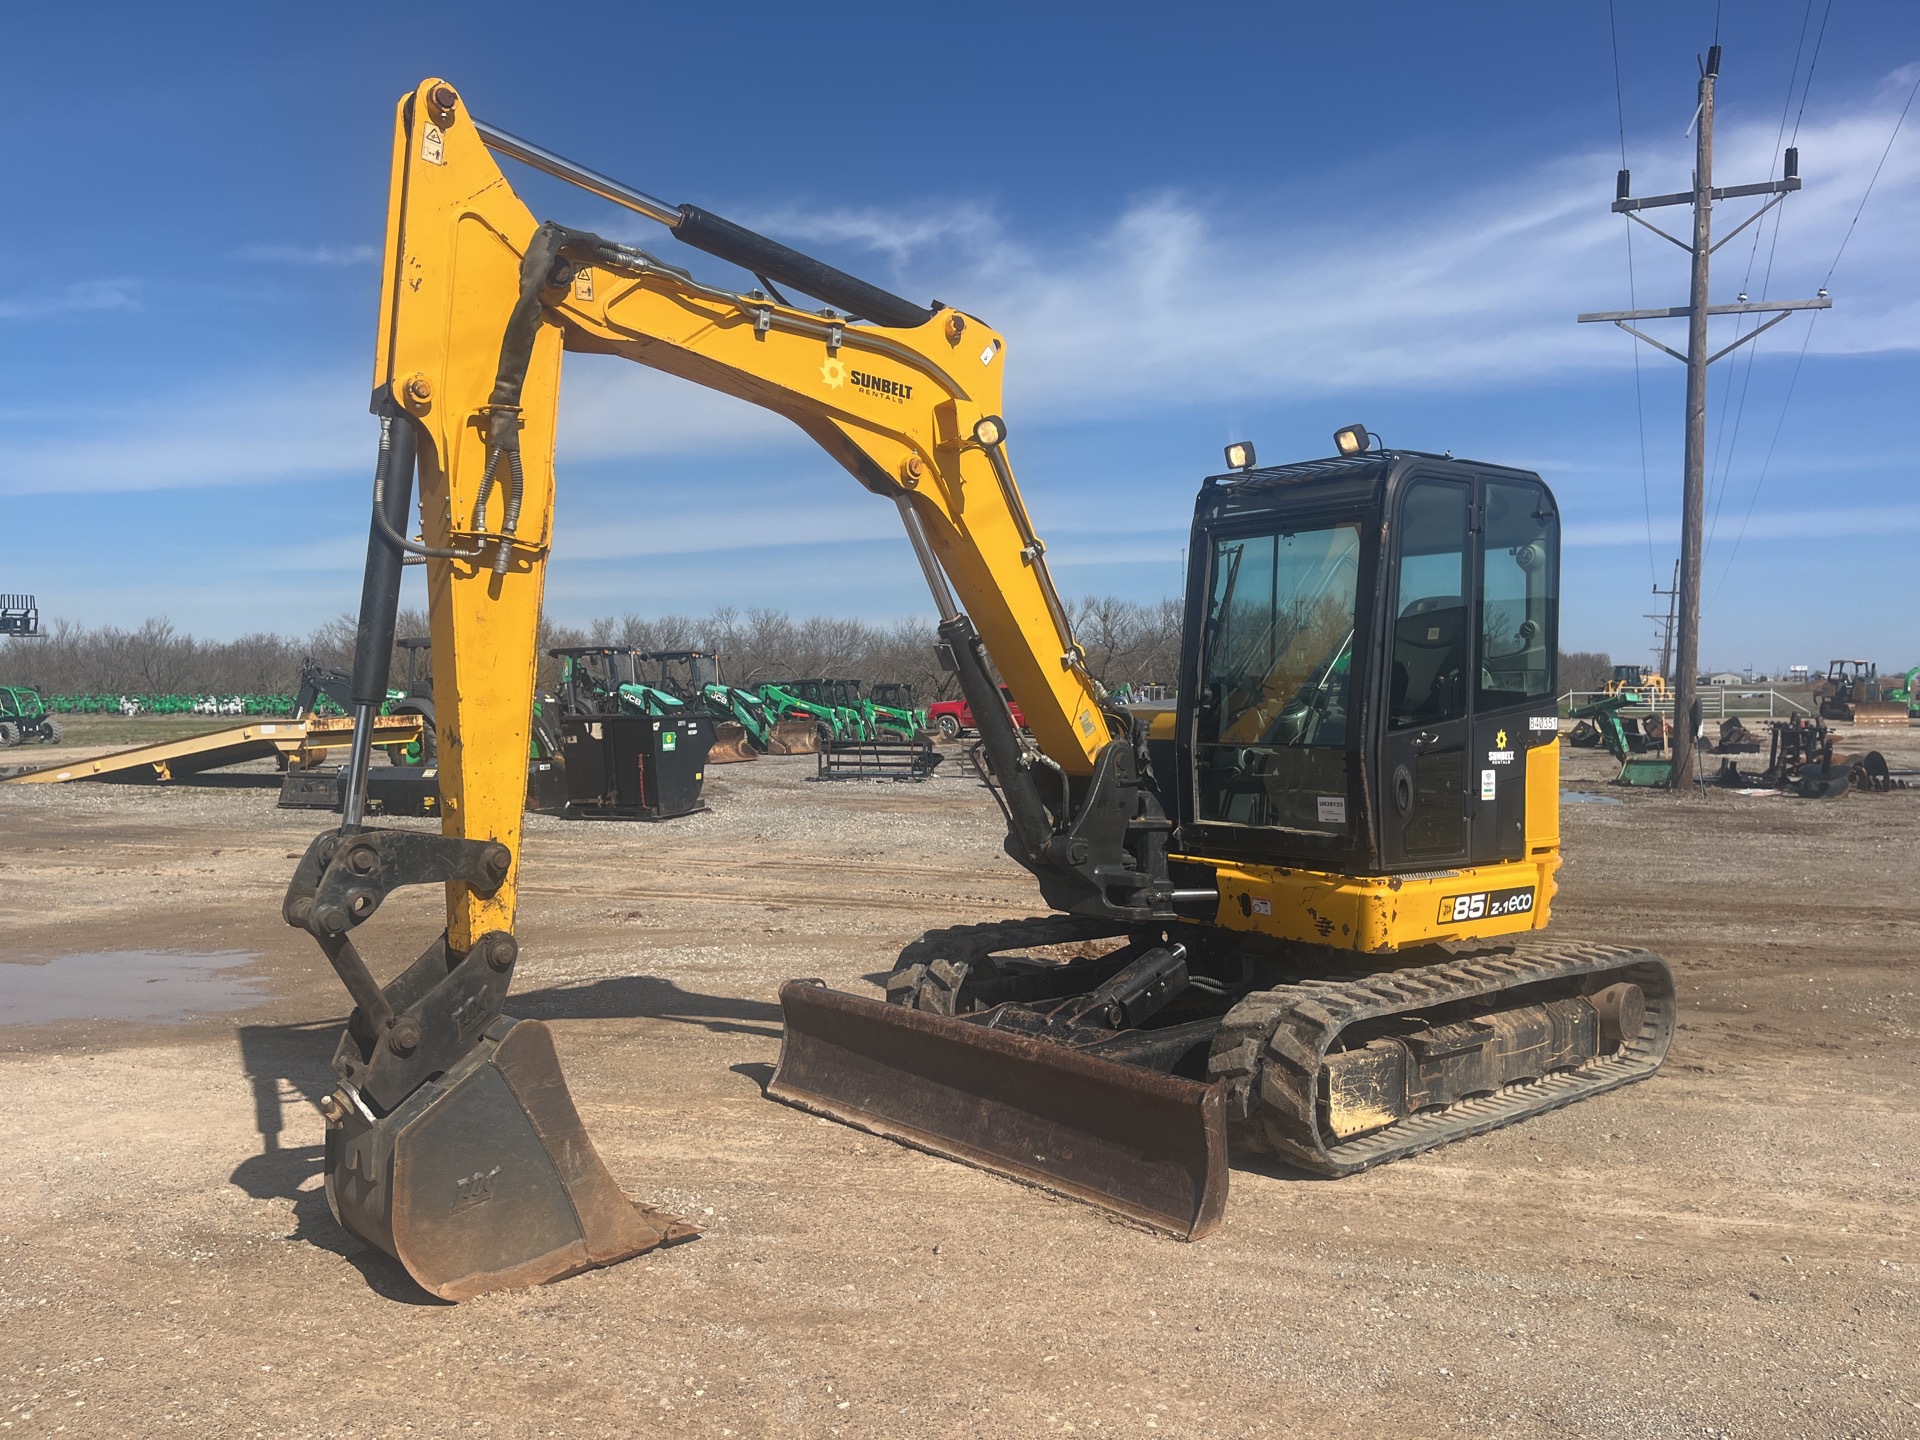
[227,974,783,1301]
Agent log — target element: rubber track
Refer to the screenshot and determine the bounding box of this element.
[1206,941,1676,1177]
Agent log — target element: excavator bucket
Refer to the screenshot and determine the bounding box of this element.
[765,718,822,755]
[327,1017,695,1300]
[770,981,1228,1239]
[706,720,758,763]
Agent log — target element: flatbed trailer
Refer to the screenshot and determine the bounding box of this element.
[1,715,424,785]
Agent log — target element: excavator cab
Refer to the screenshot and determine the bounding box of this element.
[1178,450,1560,886]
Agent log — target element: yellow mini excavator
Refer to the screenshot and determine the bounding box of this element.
[290,79,1674,1299]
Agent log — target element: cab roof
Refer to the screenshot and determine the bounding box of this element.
[1196,449,1547,521]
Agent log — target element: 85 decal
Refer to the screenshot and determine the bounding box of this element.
[1437,886,1536,923]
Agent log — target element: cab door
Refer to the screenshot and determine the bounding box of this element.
[1468,475,1560,865]
[1379,477,1474,868]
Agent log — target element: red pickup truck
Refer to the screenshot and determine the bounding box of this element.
[926,687,1026,740]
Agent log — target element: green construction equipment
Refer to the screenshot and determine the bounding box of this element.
[1879,665,1918,718]
[1566,692,1672,784]
[862,681,929,740]
[760,680,861,743]
[0,685,62,746]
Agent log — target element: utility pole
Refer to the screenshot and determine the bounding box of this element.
[1579,45,1831,788]
[1647,559,1678,682]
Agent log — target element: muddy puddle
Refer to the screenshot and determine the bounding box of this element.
[0,949,266,1026]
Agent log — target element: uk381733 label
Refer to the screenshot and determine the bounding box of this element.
[1437,886,1535,924]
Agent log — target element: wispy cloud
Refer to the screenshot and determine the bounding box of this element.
[0,371,369,496]
[234,243,378,266]
[0,279,139,321]
[12,76,1913,497]
[714,75,1919,417]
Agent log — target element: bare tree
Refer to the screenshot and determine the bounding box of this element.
[1558,650,1613,694]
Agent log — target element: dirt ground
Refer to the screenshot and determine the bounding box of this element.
[1,725,1917,1439]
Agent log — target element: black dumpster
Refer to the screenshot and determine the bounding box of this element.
[558,713,711,819]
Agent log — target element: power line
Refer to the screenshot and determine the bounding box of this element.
[1704,0,1818,553]
[1824,63,1917,285]
[1791,0,1835,145]
[1607,0,1659,584]
[1709,60,1917,607]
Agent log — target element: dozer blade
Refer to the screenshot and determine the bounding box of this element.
[771,980,1228,1239]
[1847,701,1910,726]
[327,1017,694,1300]
[765,718,821,755]
[707,721,759,763]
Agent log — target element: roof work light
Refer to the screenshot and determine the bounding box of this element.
[1333,423,1372,456]
[1223,441,1257,471]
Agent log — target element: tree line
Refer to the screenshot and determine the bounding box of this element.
[5,598,1192,704]
[6,609,1612,705]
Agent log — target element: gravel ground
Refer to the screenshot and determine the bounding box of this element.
[1,728,1917,1439]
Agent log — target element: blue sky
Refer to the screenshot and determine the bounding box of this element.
[3,1,1916,674]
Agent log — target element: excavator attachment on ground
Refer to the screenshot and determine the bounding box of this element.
[325,1013,693,1300]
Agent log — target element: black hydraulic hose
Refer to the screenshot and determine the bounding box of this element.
[470,448,502,534]
[496,448,525,576]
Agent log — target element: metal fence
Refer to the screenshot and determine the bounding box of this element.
[1557,688,1812,720]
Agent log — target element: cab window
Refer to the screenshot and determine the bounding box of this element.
[1479,480,1558,707]
[1194,523,1360,834]
[1389,480,1471,729]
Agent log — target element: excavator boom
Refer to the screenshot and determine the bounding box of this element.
[293,77,1189,1296]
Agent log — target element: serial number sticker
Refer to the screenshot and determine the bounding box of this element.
[1529,715,1560,731]
[1438,886,1536,924]
[1316,795,1346,824]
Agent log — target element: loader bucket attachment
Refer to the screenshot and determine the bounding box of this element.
[327,1017,695,1301]
[706,720,759,763]
[771,980,1228,1239]
[766,718,821,754]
